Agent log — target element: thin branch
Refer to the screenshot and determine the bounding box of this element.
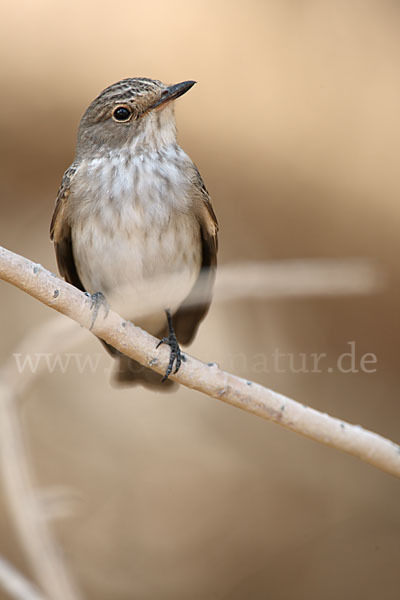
[0,317,87,600]
[0,556,48,600]
[214,258,383,300]
[0,379,84,600]
[0,244,399,480]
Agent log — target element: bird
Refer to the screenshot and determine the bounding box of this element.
[50,77,218,388]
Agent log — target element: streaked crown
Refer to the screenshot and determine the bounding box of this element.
[75,77,196,157]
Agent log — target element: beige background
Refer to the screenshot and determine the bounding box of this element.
[1,1,400,598]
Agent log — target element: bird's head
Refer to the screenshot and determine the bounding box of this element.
[76,77,196,157]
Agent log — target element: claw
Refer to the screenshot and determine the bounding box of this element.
[156,309,183,382]
[87,291,109,331]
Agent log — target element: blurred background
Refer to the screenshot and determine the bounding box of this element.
[1,0,400,598]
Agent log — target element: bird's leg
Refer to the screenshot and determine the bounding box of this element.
[156,309,183,382]
[85,291,109,331]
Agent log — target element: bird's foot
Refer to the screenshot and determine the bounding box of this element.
[156,310,184,382]
[86,291,109,330]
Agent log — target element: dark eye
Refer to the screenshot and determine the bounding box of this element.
[112,106,132,122]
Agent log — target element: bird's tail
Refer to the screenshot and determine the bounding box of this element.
[112,354,177,390]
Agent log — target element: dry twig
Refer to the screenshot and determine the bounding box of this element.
[0,244,399,479]
[0,555,48,600]
[0,321,85,600]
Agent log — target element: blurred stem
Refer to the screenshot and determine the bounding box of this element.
[0,556,48,600]
[0,382,84,600]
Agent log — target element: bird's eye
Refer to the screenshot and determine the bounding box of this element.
[112,106,132,122]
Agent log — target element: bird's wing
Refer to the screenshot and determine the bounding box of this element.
[50,162,86,291]
[173,165,219,345]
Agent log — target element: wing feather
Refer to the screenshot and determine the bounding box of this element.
[50,163,85,291]
[173,165,218,344]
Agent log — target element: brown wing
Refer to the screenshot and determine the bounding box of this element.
[51,163,120,359]
[50,162,85,292]
[173,166,218,345]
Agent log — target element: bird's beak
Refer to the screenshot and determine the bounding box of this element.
[150,80,196,110]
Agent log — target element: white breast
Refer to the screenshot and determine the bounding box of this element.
[70,145,201,334]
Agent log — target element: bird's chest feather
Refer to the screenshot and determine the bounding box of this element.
[69,150,201,319]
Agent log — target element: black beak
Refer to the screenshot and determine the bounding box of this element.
[150,80,196,110]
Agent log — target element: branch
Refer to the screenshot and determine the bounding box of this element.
[1,244,399,479]
[0,556,48,600]
[0,381,84,600]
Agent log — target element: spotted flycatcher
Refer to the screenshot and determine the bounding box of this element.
[50,78,218,387]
